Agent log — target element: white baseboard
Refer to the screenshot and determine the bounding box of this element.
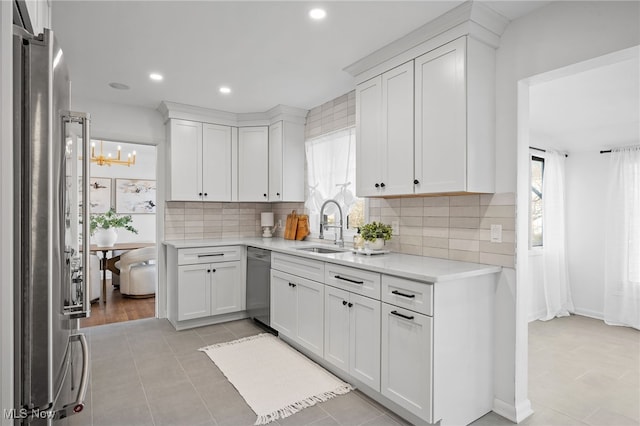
[573,308,604,321]
[493,398,533,423]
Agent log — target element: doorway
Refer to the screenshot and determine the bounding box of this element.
[517,46,639,422]
[81,140,158,328]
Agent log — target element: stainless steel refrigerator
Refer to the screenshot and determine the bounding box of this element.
[13,21,92,424]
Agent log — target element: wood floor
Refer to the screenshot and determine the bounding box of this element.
[80,280,155,328]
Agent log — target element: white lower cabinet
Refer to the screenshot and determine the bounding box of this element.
[270,269,324,357]
[324,286,381,391]
[178,261,242,321]
[381,303,433,422]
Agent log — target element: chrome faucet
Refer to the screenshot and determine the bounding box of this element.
[319,199,344,247]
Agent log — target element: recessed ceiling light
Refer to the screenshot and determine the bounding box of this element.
[149,73,163,81]
[309,8,326,20]
[219,86,231,94]
[108,82,130,90]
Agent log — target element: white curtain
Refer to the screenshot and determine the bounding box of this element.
[305,128,356,235]
[539,150,575,320]
[604,146,640,329]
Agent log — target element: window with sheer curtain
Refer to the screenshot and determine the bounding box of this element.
[305,127,365,239]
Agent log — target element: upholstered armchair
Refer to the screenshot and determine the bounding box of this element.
[116,246,156,298]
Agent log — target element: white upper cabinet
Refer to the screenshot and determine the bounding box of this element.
[356,76,383,197]
[238,126,269,202]
[167,119,233,201]
[414,36,495,194]
[355,36,496,197]
[168,119,204,201]
[269,121,305,202]
[202,123,233,201]
[357,61,415,197]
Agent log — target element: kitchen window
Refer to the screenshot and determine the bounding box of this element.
[305,127,365,239]
[530,154,544,247]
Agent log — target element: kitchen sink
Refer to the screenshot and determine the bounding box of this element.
[296,246,349,254]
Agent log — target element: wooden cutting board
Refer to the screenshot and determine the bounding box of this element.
[295,215,310,240]
[284,210,298,240]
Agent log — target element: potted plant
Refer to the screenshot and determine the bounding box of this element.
[360,221,393,250]
[90,209,138,247]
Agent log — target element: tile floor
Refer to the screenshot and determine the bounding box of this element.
[72,315,639,426]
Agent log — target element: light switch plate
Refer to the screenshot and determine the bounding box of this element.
[491,224,502,243]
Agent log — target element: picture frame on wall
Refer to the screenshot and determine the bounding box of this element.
[88,177,111,213]
[115,179,156,214]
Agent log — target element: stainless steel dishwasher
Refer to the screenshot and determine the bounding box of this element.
[246,247,274,331]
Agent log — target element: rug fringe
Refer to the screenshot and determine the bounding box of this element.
[199,332,271,352]
[253,384,354,425]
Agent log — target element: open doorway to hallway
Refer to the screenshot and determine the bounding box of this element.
[81,140,158,328]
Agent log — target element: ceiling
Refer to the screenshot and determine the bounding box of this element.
[529,55,640,153]
[51,1,549,114]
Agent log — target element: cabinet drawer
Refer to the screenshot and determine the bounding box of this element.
[382,275,433,316]
[271,252,324,282]
[178,246,241,265]
[325,263,381,300]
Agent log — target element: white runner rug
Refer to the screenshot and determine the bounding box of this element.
[199,333,353,425]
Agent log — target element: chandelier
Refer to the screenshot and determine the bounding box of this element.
[90,140,136,167]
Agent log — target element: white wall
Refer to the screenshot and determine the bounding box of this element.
[87,140,157,243]
[566,151,608,319]
[495,1,639,420]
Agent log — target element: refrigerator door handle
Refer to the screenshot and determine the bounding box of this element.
[53,333,89,419]
[62,111,91,319]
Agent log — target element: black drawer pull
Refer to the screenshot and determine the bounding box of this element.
[342,300,347,306]
[198,253,224,258]
[334,275,364,285]
[392,290,416,299]
[391,310,414,321]
[288,282,297,288]
[348,302,353,308]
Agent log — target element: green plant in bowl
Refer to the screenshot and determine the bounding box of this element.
[90,209,138,235]
[360,221,392,242]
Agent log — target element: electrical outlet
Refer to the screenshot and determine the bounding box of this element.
[490,224,502,243]
[392,220,400,235]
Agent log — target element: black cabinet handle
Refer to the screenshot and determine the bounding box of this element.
[288,282,296,288]
[207,269,211,273]
[374,183,380,188]
[334,275,364,285]
[263,193,267,197]
[204,193,208,196]
[276,192,280,196]
[413,179,419,185]
[391,310,414,321]
[348,302,353,308]
[212,269,216,273]
[342,300,347,306]
[380,182,386,188]
[199,192,203,196]
[198,253,224,258]
[392,290,416,299]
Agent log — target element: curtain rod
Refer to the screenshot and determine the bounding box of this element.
[529,146,568,158]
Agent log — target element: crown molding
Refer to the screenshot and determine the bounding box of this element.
[158,101,308,127]
[343,0,508,81]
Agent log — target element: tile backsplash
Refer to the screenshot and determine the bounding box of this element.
[367,193,516,267]
[164,193,515,268]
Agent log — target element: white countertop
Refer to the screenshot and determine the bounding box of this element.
[163,237,501,283]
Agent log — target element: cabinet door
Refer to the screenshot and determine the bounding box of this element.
[295,278,325,357]
[356,76,383,197]
[210,261,243,315]
[414,37,466,194]
[202,123,232,201]
[177,264,211,321]
[381,303,433,421]
[350,293,381,391]
[238,126,269,201]
[324,286,350,373]
[268,121,283,201]
[382,62,415,196]
[169,119,203,201]
[270,270,297,338]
